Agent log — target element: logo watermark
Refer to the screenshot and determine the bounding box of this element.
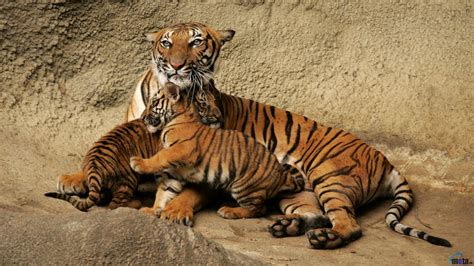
[449,252,472,265]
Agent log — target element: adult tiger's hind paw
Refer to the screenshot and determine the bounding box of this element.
[268,214,307,237]
[306,228,344,249]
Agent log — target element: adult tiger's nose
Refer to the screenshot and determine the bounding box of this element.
[170,60,185,70]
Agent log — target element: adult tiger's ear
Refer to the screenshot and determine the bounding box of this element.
[163,82,180,103]
[145,31,160,43]
[217,30,235,46]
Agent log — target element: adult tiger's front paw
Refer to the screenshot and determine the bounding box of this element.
[130,156,149,174]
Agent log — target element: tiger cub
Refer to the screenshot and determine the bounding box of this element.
[130,82,305,219]
[45,119,161,211]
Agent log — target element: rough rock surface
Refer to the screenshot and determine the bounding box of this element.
[0,1,473,265]
[1,208,260,264]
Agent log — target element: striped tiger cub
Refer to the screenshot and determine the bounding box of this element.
[129,83,305,219]
[45,119,161,211]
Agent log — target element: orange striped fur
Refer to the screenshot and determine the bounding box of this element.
[130,83,305,219]
[56,22,451,248]
[46,120,161,211]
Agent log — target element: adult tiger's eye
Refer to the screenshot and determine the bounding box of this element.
[191,39,203,47]
[161,40,171,48]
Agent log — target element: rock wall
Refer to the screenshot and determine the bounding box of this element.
[1,1,472,186]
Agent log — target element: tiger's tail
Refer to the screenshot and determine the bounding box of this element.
[384,170,451,247]
[45,173,101,211]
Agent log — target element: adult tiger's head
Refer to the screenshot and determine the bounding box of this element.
[145,22,235,89]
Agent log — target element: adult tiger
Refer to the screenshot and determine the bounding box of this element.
[58,22,450,249]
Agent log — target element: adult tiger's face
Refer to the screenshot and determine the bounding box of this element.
[146,22,235,89]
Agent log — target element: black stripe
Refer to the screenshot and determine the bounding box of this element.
[402,227,412,236]
[253,101,260,122]
[390,204,406,214]
[325,206,354,216]
[286,124,301,156]
[417,231,426,239]
[311,164,356,189]
[394,195,413,203]
[385,211,400,220]
[240,101,250,133]
[394,180,409,191]
[320,196,345,206]
[389,220,398,229]
[268,124,278,153]
[269,106,275,117]
[304,128,343,173]
[395,189,413,195]
[285,111,293,144]
[282,201,300,213]
[262,106,271,144]
[306,121,318,142]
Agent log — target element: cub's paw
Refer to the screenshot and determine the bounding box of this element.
[217,206,254,219]
[306,228,343,249]
[268,214,306,237]
[160,202,194,226]
[140,207,156,216]
[57,173,87,195]
[154,207,163,217]
[130,156,148,174]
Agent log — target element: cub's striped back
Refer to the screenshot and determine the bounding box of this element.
[130,83,305,219]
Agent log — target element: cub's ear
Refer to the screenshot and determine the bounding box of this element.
[145,31,160,42]
[164,83,180,103]
[217,30,235,45]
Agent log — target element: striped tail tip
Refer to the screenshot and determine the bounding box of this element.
[44,192,89,212]
[388,218,452,248]
[427,235,452,247]
[45,192,61,198]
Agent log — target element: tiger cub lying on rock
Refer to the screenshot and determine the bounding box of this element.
[130,82,305,219]
[45,119,161,211]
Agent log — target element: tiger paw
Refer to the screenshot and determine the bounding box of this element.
[130,156,148,174]
[57,173,88,195]
[139,207,156,216]
[217,206,257,219]
[268,214,306,237]
[160,202,194,226]
[306,228,343,249]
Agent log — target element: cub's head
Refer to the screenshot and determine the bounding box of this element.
[146,22,235,89]
[143,82,220,133]
[142,83,184,133]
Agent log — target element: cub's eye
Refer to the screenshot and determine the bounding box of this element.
[190,39,204,47]
[160,40,171,48]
